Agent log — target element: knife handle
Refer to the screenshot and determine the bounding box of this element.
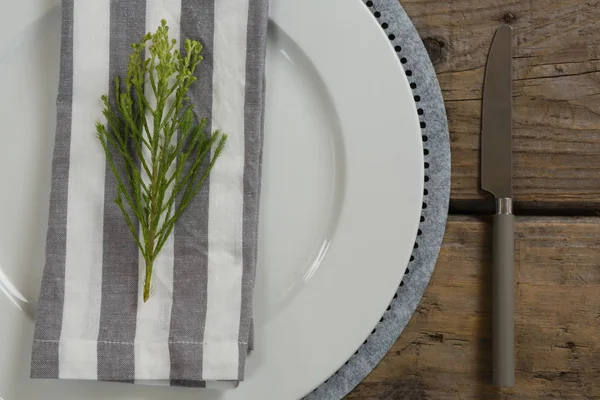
[493,198,515,387]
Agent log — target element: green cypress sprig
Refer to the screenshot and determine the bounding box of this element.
[96,20,226,302]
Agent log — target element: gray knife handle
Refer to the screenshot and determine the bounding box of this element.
[493,198,515,387]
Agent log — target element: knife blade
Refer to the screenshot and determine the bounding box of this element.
[482,24,513,198]
[481,24,515,388]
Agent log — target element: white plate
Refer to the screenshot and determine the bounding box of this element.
[0,0,423,398]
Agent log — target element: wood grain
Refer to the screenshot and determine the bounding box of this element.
[344,2,600,398]
[348,216,600,400]
[398,0,600,210]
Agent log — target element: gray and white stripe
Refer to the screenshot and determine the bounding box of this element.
[239,0,269,377]
[31,0,268,386]
[30,0,74,380]
[59,0,110,379]
[169,0,215,386]
[132,0,180,381]
[97,0,146,383]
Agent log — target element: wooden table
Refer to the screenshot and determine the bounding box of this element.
[349,1,600,398]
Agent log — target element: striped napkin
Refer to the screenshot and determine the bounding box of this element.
[30,0,267,387]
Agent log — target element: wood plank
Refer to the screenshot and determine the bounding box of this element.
[348,216,600,399]
[396,0,600,209]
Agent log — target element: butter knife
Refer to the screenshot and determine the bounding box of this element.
[481,24,514,388]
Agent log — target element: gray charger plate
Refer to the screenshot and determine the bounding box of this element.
[305,1,450,398]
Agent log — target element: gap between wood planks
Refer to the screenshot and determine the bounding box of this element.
[450,199,600,217]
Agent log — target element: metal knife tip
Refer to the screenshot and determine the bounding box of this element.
[497,24,513,35]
